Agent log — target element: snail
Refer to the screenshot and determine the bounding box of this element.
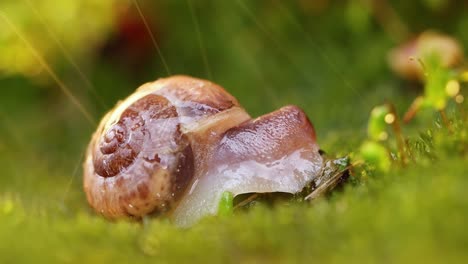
[84,75,335,227]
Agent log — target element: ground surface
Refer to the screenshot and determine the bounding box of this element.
[0,1,467,263]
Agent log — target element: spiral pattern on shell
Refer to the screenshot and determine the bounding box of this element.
[84,76,244,218]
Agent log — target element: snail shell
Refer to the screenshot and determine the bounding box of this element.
[83,75,323,226]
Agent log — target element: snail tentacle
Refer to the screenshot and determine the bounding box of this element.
[83,75,323,225]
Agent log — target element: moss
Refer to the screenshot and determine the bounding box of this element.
[0,1,467,263]
[0,121,467,263]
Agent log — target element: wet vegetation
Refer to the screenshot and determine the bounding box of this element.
[0,0,467,262]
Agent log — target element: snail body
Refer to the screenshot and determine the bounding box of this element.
[84,75,323,226]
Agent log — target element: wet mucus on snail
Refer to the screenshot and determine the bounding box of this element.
[83,75,348,227]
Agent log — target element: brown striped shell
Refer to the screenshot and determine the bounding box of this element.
[83,75,248,218]
[84,75,323,225]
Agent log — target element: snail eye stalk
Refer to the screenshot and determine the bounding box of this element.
[83,75,326,226]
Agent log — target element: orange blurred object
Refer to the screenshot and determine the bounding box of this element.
[388,31,464,81]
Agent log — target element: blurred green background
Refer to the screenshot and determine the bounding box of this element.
[0,0,467,263]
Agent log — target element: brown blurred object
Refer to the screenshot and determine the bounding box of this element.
[388,31,464,81]
[100,2,163,74]
[298,0,329,15]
